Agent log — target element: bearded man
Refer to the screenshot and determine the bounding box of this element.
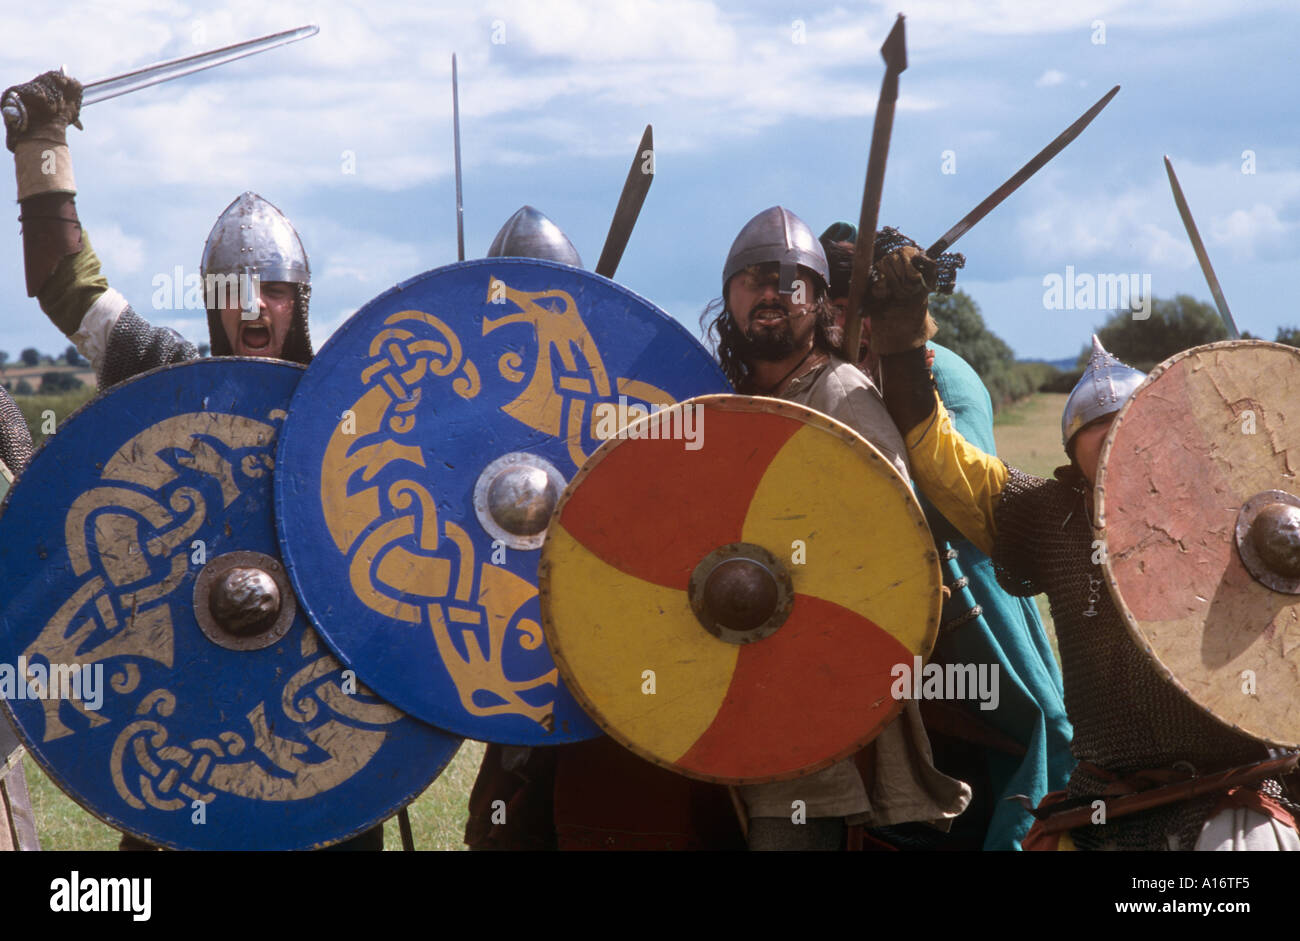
[818,225,1073,850]
[702,206,971,850]
[2,71,391,852]
[869,235,1300,851]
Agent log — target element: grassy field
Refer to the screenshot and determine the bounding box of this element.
[16,389,1067,852]
[21,741,487,852]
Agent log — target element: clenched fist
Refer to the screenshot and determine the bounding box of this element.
[3,70,83,153]
[868,245,939,355]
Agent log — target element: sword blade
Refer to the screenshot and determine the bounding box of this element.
[842,13,906,361]
[595,124,654,279]
[926,84,1120,258]
[1163,155,1240,339]
[80,25,319,107]
[453,53,465,262]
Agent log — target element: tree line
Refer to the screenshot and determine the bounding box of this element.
[929,291,1300,410]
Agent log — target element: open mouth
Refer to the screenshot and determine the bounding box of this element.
[752,309,787,325]
[240,324,272,351]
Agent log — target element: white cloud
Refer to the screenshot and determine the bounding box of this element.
[1036,69,1066,87]
[82,221,146,274]
[1214,204,1288,261]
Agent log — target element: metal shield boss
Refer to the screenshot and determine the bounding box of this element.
[1097,341,1300,747]
[0,360,459,850]
[275,259,730,744]
[539,395,942,784]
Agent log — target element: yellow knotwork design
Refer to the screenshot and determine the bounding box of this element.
[109,630,402,811]
[482,277,678,467]
[314,277,683,731]
[26,412,276,743]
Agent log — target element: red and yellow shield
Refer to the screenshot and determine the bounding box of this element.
[539,394,941,784]
[1098,340,1300,747]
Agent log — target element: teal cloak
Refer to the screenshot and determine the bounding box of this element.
[922,342,1074,850]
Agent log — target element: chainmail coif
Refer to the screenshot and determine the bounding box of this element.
[993,466,1272,850]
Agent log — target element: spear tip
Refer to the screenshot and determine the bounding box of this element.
[881,14,907,72]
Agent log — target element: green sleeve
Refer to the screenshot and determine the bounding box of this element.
[35,230,109,336]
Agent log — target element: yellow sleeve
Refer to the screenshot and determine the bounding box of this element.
[903,393,1008,556]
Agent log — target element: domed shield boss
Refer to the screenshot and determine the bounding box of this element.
[0,360,460,850]
[275,259,730,744]
[539,395,942,783]
[1097,340,1300,747]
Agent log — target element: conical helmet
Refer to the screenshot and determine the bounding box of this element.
[201,192,310,287]
[723,206,829,296]
[200,192,313,364]
[487,206,582,267]
[1061,335,1145,449]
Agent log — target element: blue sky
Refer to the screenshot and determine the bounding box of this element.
[2,0,1297,362]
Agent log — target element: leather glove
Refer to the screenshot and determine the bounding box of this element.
[4,70,83,199]
[868,245,939,355]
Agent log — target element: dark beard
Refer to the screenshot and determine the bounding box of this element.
[741,315,797,361]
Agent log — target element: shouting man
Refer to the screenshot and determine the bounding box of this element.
[1,71,391,852]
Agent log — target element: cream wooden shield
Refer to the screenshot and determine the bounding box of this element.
[1097,340,1300,747]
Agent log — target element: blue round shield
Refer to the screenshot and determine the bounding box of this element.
[276,259,731,744]
[0,359,460,850]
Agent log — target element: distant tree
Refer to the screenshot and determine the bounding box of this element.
[198,342,211,357]
[39,371,84,393]
[926,290,1058,410]
[1276,326,1300,348]
[14,379,33,395]
[64,344,85,367]
[928,290,1016,378]
[0,351,8,370]
[19,347,40,367]
[1083,295,1227,370]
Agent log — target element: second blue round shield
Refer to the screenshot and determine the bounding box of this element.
[276,259,731,743]
[0,359,460,850]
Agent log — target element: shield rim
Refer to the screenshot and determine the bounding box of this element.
[0,357,460,850]
[274,257,731,744]
[538,392,942,785]
[1095,338,1300,749]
